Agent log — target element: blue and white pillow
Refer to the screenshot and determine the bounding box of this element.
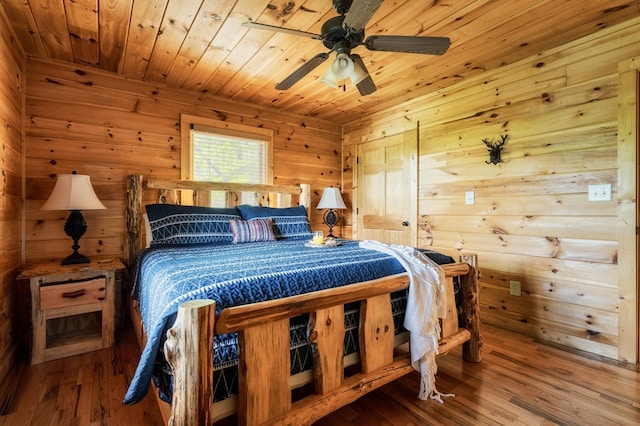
[237,204,312,240]
[145,204,241,245]
[230,218,276,244]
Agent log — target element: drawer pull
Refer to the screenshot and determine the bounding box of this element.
[62,289,86,299]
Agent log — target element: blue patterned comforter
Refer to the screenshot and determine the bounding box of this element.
[123,239,406,404]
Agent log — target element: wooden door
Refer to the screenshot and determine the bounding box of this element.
[355,129,417,245]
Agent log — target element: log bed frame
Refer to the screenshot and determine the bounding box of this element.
[124,175,482,426]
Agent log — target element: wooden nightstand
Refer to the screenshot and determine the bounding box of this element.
[18,257,124,364]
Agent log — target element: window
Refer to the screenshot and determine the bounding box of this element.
[191,130,267,183]
[180,114,273,206]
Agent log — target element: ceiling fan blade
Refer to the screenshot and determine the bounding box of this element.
[343,0,384,33]
[275,52,330,90]
[242,21,322,40]
[364,35,451,55]
[350,54,377,96]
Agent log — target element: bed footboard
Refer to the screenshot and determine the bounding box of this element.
[163,255,481,426]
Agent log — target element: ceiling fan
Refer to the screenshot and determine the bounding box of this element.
[242,0,450,96]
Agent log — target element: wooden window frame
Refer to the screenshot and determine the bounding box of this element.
[180,114,274,184]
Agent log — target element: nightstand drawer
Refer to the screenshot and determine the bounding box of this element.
[40,277,107,310]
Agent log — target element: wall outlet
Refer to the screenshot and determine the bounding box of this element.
[465,191,475,205]
[509,280,522,296]
[587,184,612,201]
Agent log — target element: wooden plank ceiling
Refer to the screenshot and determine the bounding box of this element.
[2,0,639,123]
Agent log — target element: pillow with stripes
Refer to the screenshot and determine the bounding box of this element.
[145,204,241,245]
[230,218,277,244]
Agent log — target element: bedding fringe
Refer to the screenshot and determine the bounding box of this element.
[359,240,452,403]
[417,351,455,403]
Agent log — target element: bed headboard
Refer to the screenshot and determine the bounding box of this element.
[124,175,312,268]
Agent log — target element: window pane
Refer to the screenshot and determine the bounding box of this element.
[191,130,267,206]
[192,131,266,183]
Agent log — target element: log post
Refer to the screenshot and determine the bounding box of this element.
[256,191,271,207]
[299,184,311,215]
[193,189,212,207]
[124,175,143,270]
[459,253,482,362]
[164,300,216,426]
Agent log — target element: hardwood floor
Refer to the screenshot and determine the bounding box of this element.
[319,325,640,426]
[0,331,164,425]
[0,324,638,425]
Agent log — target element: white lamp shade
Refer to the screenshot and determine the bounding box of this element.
[41,173,106,211]
[330,53,355,79]
[320,53,370,90]
[320,67,340,88]
[317,187,347,210]
[351,60,369,85]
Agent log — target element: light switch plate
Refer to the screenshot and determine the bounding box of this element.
[588,184,612,201]
[509,280,521,296]
[465,191,475,205]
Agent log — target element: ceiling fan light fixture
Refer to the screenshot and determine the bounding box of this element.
[320,66,340,88]
[350,60,369,85]
[330,52,355,79]
[246,0,450,95]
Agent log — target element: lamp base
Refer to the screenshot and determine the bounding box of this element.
[62,210,90,265]
[61,252,91,265]
[323,208,340,238]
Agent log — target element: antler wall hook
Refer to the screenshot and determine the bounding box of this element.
[483,134,508,165]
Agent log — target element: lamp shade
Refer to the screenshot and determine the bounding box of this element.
[41,173,106,211]
[330,52,355,80]
[320,52,371,90]
[317,187,347,210]
[320,67,340,88]
[350,60,369,85]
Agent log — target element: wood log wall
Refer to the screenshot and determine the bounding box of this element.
[24,58,342,264]
[7,4,639,372]
[0,5,24,385]
[344,17,640,361]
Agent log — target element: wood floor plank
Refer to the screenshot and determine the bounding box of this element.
[0,323,638,425]
[0,331,164,426]
[319,324,640,425]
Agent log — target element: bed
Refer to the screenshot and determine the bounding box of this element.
[122,175,482,425]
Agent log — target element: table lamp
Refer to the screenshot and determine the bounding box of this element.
[41,172,106,265]
[317,187,346,238]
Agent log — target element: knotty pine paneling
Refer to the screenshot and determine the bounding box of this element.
[344,16,640,360]
[0,4,24,386]
[5,0,640,123]
[24,57,342,262]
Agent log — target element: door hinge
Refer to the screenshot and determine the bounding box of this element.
[356,156,359,164]
[356,207,359,215]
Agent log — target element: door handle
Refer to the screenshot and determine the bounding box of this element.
[401,221,409,227]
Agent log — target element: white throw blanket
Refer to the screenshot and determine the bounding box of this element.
[359,240,454,403]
